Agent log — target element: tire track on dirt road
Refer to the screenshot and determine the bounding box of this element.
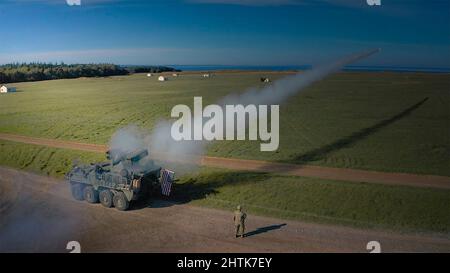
[0,132,449,189]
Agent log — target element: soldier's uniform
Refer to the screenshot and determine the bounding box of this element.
[233,205,247,238]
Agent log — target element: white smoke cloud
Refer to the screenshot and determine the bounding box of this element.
[109,123,205,174]
[109,49,379,173]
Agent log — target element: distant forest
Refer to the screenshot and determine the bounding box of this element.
[0,63,180,84]
[125,65,181,74]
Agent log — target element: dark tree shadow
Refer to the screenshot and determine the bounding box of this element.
[245,223,287,238]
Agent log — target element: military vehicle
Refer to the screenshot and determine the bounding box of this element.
[65,149,166,211]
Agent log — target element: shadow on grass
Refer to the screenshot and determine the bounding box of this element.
[129,171,272,211]
[173,171,272,203]
[245,223,287,238]
[131,97,429,211]
[283,97,429,165]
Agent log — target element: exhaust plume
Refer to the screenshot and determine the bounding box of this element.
[109,123,204,174]
[109,49,380,172]
[220,48,380,106]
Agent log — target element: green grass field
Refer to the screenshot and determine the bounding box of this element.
[0,72,449,233]
[0,72,448,176]
[0,140,448,233]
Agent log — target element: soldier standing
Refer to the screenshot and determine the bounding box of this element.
[233,205,247,238]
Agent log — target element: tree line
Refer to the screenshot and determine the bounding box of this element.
[126,65,180,74]
[0,63,180,84]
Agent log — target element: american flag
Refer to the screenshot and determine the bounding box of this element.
[160,169,175,196]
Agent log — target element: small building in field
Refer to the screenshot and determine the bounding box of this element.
[158,76,166,82]
[147,73,152,77]
[202,73,210,78]
[0,86,16,93]
[172,73,178,77]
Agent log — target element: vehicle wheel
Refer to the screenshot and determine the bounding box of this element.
[99,190,113,208]
[71,183,84,201]
[83,186,99,203]
[113,192,129,211]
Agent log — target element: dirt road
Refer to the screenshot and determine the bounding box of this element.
[1,132,449,189]
[0,166,449,253]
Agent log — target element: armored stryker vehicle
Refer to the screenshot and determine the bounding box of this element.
[65,149,165,211]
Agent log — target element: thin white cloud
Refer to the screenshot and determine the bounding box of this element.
[0,47,191,64]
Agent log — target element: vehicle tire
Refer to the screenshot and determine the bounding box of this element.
[99,190,113,208]
[71,183,84,201]
[83,186,99,203]
[113,192,129,211]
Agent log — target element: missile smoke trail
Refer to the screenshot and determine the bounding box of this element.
[220,48,380,106]
[110,49,380,172]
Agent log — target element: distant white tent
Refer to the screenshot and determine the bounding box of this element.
[158,76,166,82]
[202,73,210,78]
[147,73,152,77]
[0,86,16,93]
[172,73,178,77]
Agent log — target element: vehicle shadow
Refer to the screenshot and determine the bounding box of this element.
[129,198,174,210]
[129,171,272,210]
[245,223,287,238]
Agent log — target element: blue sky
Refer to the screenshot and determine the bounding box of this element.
[0,0,449,67]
